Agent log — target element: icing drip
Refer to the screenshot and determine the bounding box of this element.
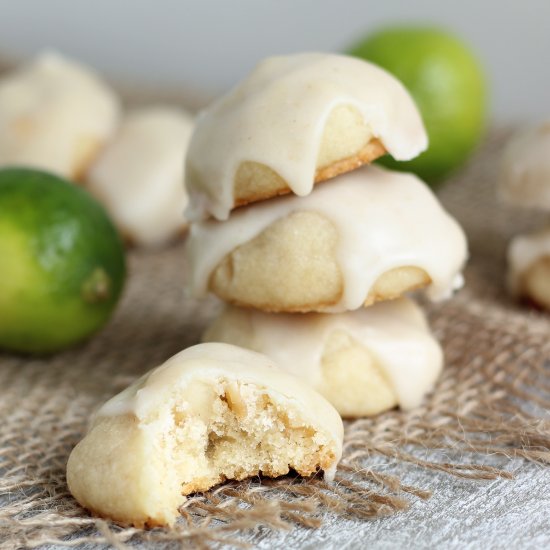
[204,298,443,410]
[185,52,427,220]
[184,165,468,312]
[94,343,344,475]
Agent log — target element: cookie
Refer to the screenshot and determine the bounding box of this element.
[203,298,443,417]
[67,343,343,527]
[185,166,467,313]
[87,107,194,247]
[508,226,550,309]
[185,53,427,220]
[0,52,119,181]
[499,122,550,210]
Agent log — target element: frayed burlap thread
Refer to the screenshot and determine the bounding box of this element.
[1,129,549,548]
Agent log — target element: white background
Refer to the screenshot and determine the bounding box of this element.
[0,0,548,121]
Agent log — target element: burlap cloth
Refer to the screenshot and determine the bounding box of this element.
[1,130,549,549]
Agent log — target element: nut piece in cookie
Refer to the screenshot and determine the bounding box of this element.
[499,122,550,211]
[203,298,443,417]
[185,166,467,313]
[66,343,343,527]
[0,52,119,181]
[185,52,427,220]
[87,106,194,247]
[508,226,550,310]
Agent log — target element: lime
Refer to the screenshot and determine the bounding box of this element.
[0,168,126,354]
[348,26,487,184]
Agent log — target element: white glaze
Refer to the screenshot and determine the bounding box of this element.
[87,106,194,247]
[97,343,343,479]
[184,165,468,312]
[185,52,427,220]
[507,226,550,294]
[499,122,550,210]
[203,298,443,410]
[0,52,119,177]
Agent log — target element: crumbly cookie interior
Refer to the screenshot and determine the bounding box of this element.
[160,378,335,496]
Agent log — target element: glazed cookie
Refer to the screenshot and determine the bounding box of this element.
[203,298,443,418]
[499,122,550,210]
[508,227,550,309]
[67,343,343,527]
[185,166,467,313]
[185,52,427,220]
[0,52,119,180]
[87,106,194,247]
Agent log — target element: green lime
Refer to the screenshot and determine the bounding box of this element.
[348,26,487,184]
[0,168,126,354]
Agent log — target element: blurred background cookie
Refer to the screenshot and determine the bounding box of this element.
[86,106,194,247]
[0,52,119,181]
[499,122,550,210]
[508,227,550,310]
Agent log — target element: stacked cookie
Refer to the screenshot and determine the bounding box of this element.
[184,53,468,417]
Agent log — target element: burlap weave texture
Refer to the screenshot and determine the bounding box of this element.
[0,130,549,548]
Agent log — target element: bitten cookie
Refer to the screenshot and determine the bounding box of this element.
[185,165,467,313]
[67,343,343,527]
[508,226,550,310]
[203,298,443,417]
[87,106,194,247]
[185,52,427,220]
[0,52,119,180]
